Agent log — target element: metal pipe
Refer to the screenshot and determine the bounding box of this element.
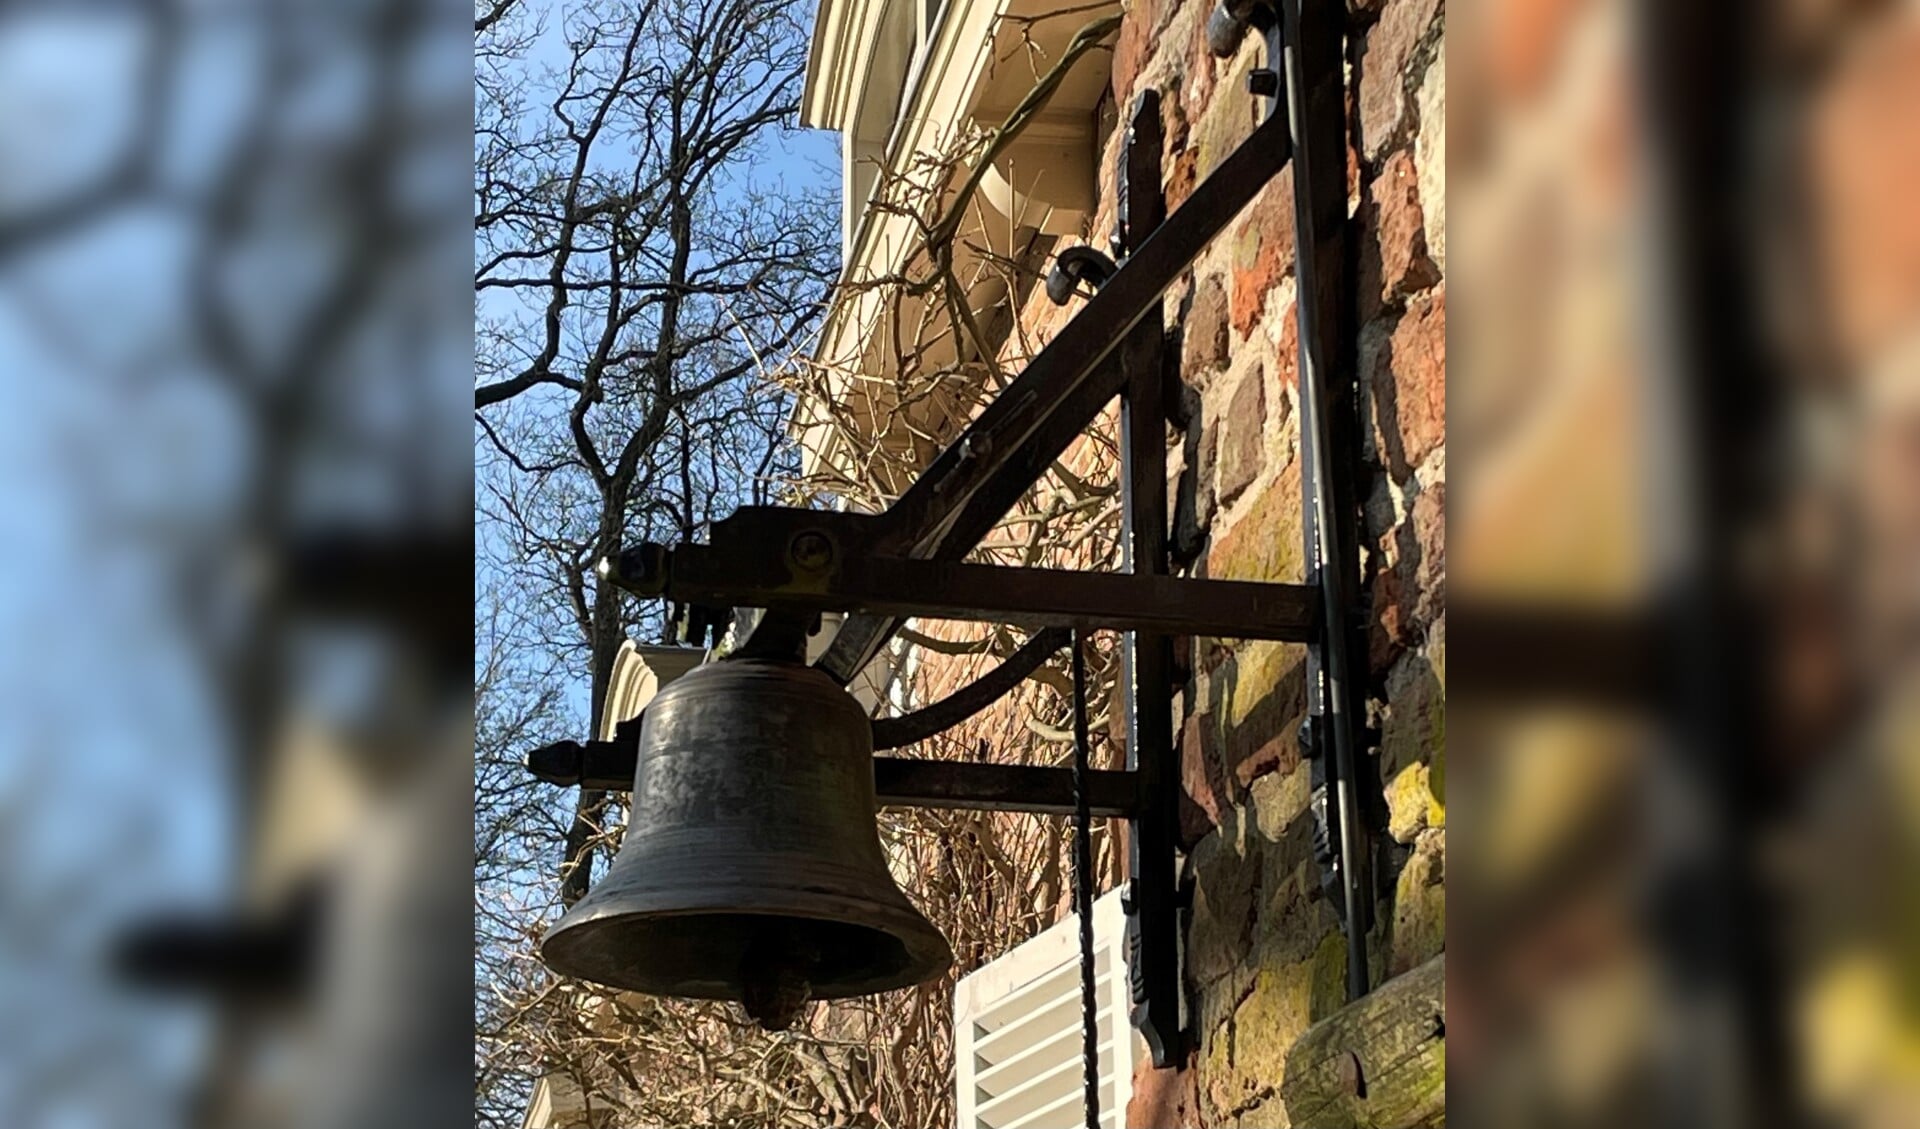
[1277,0,1369,1002]
[1114,89,1184,1069]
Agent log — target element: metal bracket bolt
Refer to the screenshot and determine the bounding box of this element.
[788,530,835,573]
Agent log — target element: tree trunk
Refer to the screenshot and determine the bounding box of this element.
[560,582,626,906]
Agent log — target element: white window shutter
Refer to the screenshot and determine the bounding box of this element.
[954,889,1141,1129]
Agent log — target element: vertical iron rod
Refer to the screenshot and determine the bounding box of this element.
[1278,0,1370,1001]
[1071,631,1099,1129]
[1115,89,1181,1066]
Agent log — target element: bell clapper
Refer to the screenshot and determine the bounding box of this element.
[740,935,818,1032]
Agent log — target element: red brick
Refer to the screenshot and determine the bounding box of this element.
[1370,564,1411,674]
[1110,0,1160,106]
[1371,287,1446,477]
[1228,173,1296,336]
[1362,148,1440,315]
[1127,1058,1201,1129]
[1179,711,1230,849]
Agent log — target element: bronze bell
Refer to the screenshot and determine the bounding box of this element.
[539,659,952,1029]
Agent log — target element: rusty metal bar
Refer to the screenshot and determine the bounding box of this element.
[622,542,1321,642]
[877,758,1140,818]
[1114,89,1183,1069]
[526,739,1143,818]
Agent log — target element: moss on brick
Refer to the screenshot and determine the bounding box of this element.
[1207,456,1305,584]
[1389,830,1445,976]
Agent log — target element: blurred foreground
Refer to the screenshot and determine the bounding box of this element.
[0,2,471,1127]
[2,0,1918,1126]
[1452,1,1920,1126]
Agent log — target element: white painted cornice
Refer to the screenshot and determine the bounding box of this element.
[801,0,888,131]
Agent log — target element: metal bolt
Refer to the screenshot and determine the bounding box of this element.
[1247,68,1279,97]
[789,530,834,572]
[599,543,669,595]
[1336,1050,1363,1097]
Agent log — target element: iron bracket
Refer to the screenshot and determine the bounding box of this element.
[599,513,1319,643]
[530,9,1378,1066]
[529,739,1145,819]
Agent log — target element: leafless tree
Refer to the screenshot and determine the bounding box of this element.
[474,3,1135,1123]
[473,0,835,1119]
[474,0,836,905]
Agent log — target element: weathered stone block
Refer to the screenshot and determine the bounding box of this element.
[1358,0,1442,160]
[1180,708,1231,848]
[1216,361,1266,506]
[1207,456,1304,584]
[1127,1055,1202,1128]
[1370,477,1444,672]
[1110,0,1164,106]
[1369,563,1410,675]
[1161,88,1199,211]
[1367,286,1446,480]
[1191,39,1258,180]
[1384,761,1442,845]
[1183,646,1309,848]
[1389,829,1445,975]
[1188,819,1260,986]
[1170,0,1219,122]
[1415,45,1445,273]
[1167,143,1199,211]
[1379,647,1445,784]
[1249,762,1313,839]
[1184,274,1232,376]
[1253,821,1340,972]
[1361,148,1440,316]
[1409,478,1445,624]
[1208,640,1307,791]
[1210,932,1350,1119]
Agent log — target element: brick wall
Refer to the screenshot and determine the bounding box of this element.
[977,1,1447,1124]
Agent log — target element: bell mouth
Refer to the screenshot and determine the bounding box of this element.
[540,902,953,1002]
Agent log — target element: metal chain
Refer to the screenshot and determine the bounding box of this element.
[1070,630,1100,1129]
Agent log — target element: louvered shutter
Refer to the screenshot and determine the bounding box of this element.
[954,889,1141,1129]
